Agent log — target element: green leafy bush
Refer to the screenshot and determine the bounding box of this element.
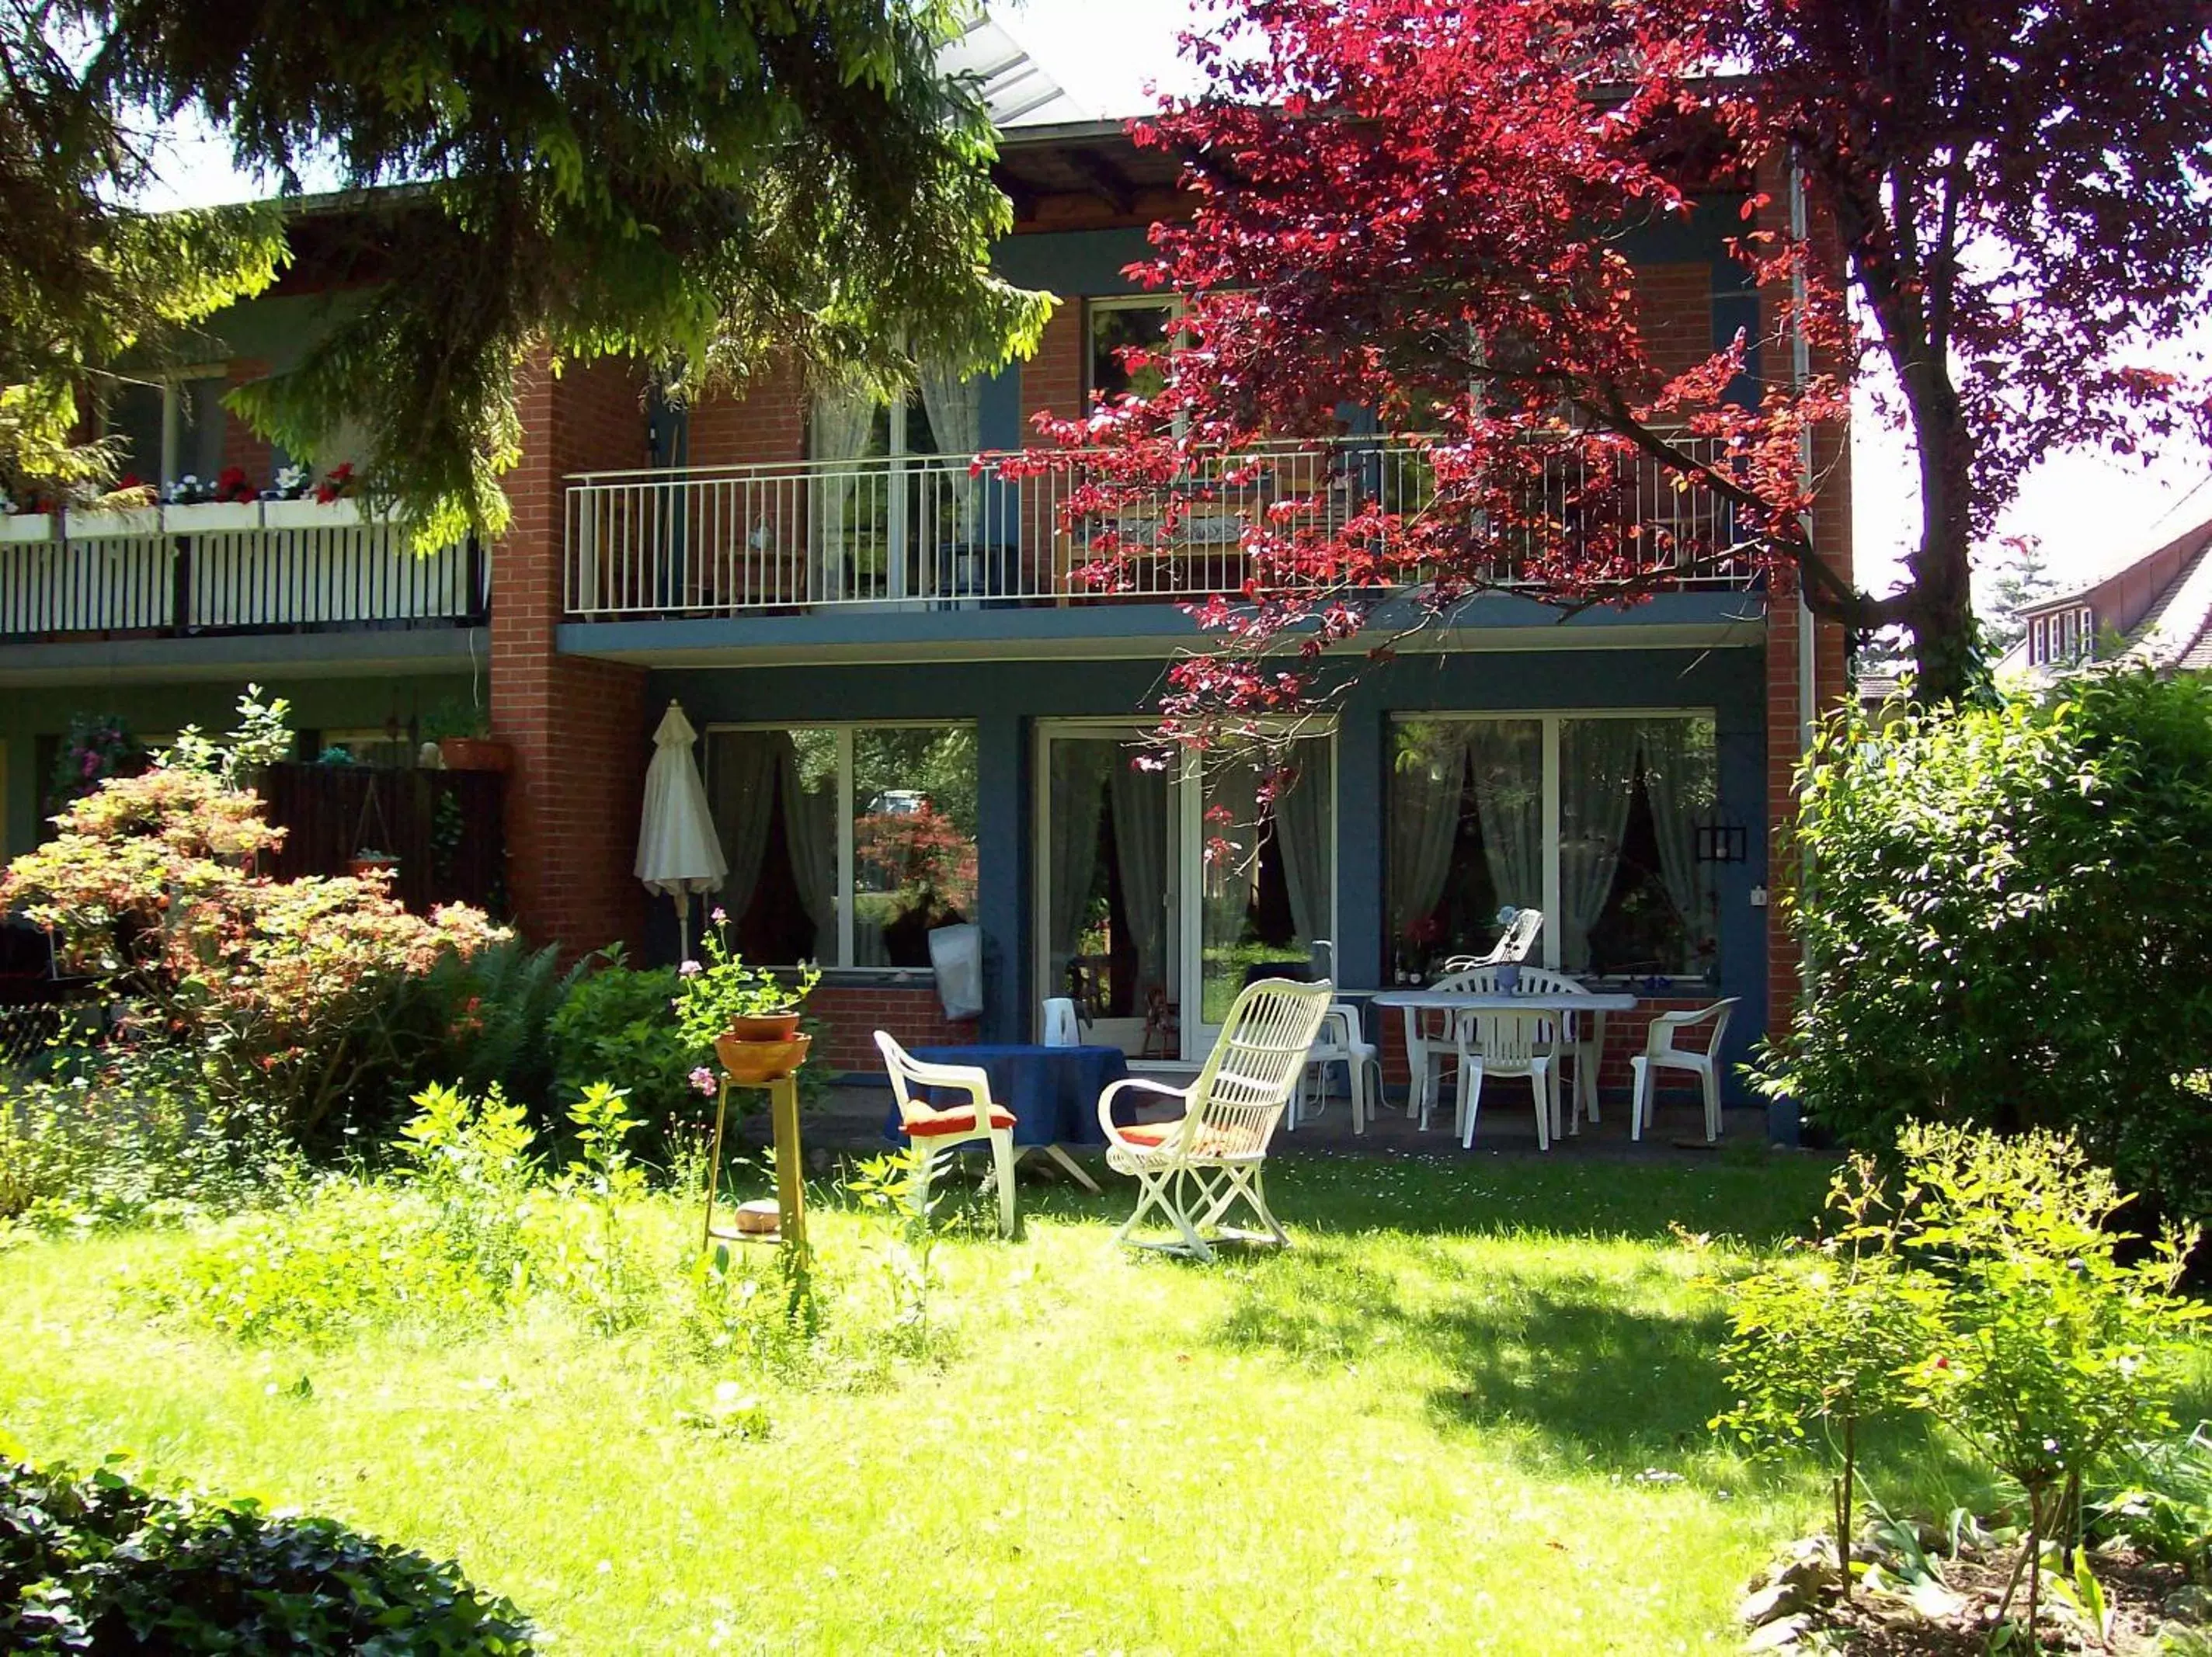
[1760,668,2212,1221]
[0,1068,300,1232]
[150,1084,542,1343]
[547,957,699,1141]
[0,1451,534,1652]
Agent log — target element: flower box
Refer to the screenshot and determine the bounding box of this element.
[262,498,367,531]
[165,502,263,534]
[437,736,513,773]
[0,514,54,544]
[67,507,163,540]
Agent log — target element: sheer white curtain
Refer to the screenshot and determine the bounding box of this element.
[918,359,982,551]
[809,384,876,599]
[1106,756,1170,996]
[1047,742,1111,995]
[704,731,783,933]
[1559,719,1641,971]
[1274,741,1334,950]
[1466,720,1543,915]
[1388,723,1468,948]
[1637,718,1715,967]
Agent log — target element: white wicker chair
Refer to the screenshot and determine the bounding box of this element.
[1097,978,1333,1259]
[876,1030,1018,1236]
[1629,999,1740,1143]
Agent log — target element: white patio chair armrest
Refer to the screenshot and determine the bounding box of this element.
[1098,1075,1191,1148]
[892,1056,994,1112]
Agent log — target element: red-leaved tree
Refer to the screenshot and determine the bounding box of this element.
[1011,0,2212,715]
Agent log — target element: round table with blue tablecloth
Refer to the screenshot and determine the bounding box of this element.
[883,1043,1129,1191]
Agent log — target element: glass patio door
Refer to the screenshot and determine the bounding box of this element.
[1180,736,1335,1055]
[1038,724,1334,1061]
[1037,727,1178,1057]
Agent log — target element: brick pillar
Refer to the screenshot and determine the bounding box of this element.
[492,356,654,958]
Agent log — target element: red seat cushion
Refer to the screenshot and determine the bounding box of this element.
[900,1103,1016,1138]
[1118,1119,1185,1148]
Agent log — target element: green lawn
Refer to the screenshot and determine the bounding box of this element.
[0,1152,1960,1654]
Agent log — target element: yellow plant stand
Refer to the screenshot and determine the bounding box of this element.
[700,1070,805,1249]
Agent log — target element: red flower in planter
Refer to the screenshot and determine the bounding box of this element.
[312,463,356,505]
[214,466,256,504]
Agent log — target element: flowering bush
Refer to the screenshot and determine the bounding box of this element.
[1,761,504,1141]
[47,710,146,811]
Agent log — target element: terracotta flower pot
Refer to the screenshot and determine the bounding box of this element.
[726,1012,802,1043]
[715,1031,810,1086]
[438,736,513,773]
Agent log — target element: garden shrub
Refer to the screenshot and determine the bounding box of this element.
[1760,667,2212,1222]
[0,1068,300,1232]
[0,1451,534,1652]
[547,956,697,1141]
[0,742,503,1145]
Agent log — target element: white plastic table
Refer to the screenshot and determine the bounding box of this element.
[1368,988,1640,1139]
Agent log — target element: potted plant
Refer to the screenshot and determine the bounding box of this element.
[675,911,820,1084]
[0,491,54,544]
[349,848,401,881]
[166,466,265,533]
[423,699,512,772]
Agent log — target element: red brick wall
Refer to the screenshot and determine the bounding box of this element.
[221,360,276,485]
[686,359,807,468]
[809,984,979,1074]
[492,354,655,959]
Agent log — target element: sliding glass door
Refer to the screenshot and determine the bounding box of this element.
[1038,724,1335,1060]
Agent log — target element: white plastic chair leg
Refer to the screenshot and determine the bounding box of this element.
[1701,1061,1721,1142]
[1629,1055,1649,1141]
[990,1131,1018,1235]
[1531,1061,1552,1152]
[1457,1058,1487,1147]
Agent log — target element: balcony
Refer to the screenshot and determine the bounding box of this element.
[0,501,486,645]
[562,436,1759,624]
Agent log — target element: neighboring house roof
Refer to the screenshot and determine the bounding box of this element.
[945,13,1090,127]
[2012,511,2212,678]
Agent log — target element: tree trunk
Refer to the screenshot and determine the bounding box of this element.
[1903,393,1979,706]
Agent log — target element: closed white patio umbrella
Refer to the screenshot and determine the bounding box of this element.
[636,701,727,960]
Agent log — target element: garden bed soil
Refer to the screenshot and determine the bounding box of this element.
[1758,1548,2190,1655]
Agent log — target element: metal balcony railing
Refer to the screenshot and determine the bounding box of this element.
[0,503,487,644]
[562,436,1762,621]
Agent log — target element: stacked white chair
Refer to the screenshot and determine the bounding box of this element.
[1292,1002,1382,1132]
[1041,996,1081,1047]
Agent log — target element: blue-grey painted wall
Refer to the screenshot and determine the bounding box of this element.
[649,641,1769,1099]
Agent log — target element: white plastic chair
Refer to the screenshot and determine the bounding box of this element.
[1292,1002,1382,1132]
[1041,997,1080,1047]
[1629,999,1740,1143]
[1403,964,1505,1129]
[1452,1008,1558,1149]
[1508,966,1605,1133]
[875,1030,1018,1236]
[1097,978,1333,1259]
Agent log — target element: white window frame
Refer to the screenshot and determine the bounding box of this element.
[703,718,979,971]
[1083,294,1186,408]
[107,364,227,485]
[2078,606,2095,658]
[1386,707,1719,975]
[2031,616,2047,665]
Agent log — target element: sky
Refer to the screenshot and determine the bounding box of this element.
[134,0,2212,608]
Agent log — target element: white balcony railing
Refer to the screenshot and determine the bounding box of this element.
[0,501,485,643]
[562,436,1758,620]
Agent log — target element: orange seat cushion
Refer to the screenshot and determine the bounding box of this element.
[901,1103,1016,1138]
[1118,1119,1186,1148]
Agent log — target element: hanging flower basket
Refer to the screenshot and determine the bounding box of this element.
[349,851,401,881]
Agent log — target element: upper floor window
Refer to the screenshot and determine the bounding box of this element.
[107,370,225,488]
[1087,297,1180,406]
